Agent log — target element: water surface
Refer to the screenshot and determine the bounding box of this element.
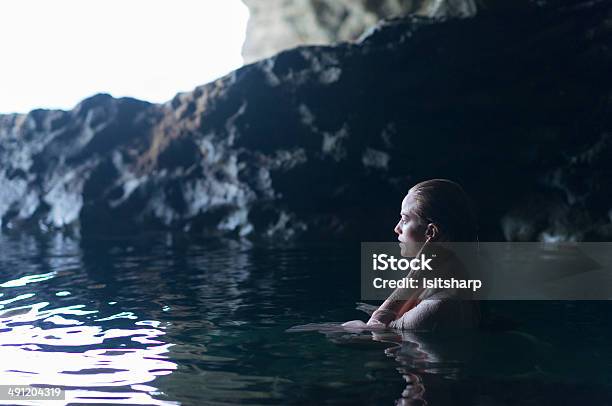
[0,233,610,405]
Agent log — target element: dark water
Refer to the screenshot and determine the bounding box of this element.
[0,233,610,405]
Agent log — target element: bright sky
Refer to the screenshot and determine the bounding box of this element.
[0,0,249,114]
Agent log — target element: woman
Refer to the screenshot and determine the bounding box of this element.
[343,178,481,330]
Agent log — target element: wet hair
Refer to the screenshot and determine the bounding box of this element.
[409,179,478,242]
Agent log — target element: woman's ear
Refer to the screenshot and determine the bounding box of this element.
[425,223,439,241]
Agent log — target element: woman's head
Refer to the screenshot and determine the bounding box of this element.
[394,179,478,244]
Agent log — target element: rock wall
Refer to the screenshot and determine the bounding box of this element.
[0,0,610,242]
[241,0,479,63]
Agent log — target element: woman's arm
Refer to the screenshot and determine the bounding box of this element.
[341,287,421,329]
[367,285,424,325]
[367,242,438,325]
[343,242,446,329]
[367,245,453,326]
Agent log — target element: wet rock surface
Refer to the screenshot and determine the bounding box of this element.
[0,0,610,241]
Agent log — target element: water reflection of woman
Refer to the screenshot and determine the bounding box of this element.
[344,179,481,331]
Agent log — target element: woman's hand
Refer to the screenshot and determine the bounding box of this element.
[341,308,398,331]
[368,308,397,325]
[341,319,387,330]
[341,320,368,329]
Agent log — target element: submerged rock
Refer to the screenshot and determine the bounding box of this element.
[0,0,610,241]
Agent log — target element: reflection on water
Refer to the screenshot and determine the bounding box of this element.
[0,232,610,405]
[288,319,612,405]
[0,234,177,405]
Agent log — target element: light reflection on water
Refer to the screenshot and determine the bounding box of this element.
[0,239,178,405]
[0,233,610,405]
[0,233,349,405]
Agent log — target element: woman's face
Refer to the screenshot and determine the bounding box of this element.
[394,191,427,256]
